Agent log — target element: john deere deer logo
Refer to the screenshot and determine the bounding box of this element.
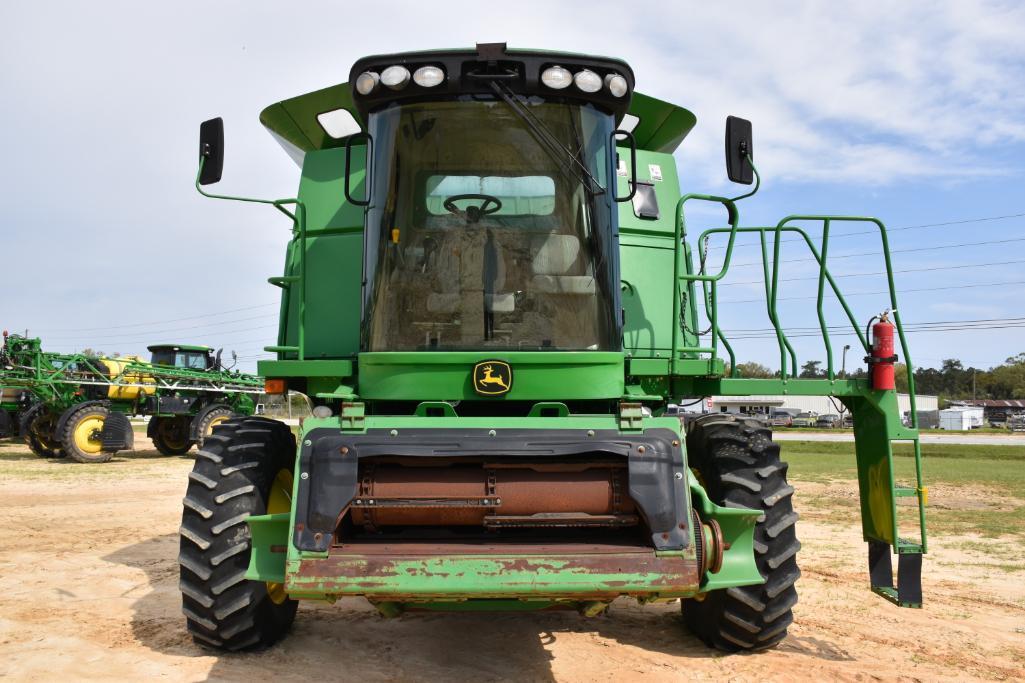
[473,360,512,396]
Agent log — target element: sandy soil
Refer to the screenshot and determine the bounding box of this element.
[1,438,1023,682]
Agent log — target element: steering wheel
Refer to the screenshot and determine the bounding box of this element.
[443,194,502,223]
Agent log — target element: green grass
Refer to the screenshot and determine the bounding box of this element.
[781,439,1025,540]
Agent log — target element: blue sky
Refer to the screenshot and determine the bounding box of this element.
[1,1,1023,374]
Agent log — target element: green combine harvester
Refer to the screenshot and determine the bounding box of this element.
[180,44,926,652]
[0,333,263,462]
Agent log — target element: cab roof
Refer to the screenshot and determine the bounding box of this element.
[259,49,696,162]
[147,344,212,353]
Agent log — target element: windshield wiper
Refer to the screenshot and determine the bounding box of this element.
[487,80,605,195]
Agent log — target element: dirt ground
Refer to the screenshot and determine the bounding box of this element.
[1,438,1024,682]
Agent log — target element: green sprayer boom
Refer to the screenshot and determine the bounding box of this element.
[177,43,926,654]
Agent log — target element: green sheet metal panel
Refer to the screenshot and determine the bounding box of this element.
[617,149,697,358]
[277,148,365,359]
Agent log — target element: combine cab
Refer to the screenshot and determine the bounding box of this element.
[180,44,927,652]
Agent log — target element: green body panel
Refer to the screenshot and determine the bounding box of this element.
[274,147,365,360]
[357,352,624,401]
[239,415,762,603]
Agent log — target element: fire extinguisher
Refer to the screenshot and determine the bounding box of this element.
[866,310,898,390]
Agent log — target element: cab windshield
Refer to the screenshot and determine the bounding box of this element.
[362,97,619,351]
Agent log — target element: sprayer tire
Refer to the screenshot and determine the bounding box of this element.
[20,404,64,458]
[194,406,234,448]
[60,404,114,463]
[152,416,192,456]
[682,414,801,651]
[178,416,298,651]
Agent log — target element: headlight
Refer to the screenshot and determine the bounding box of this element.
[355,71,380,95]
[381,65,411,90]
[605,73,628,98]
[413,65,445,88]
[541,65,573,89]
[574,69,602,93]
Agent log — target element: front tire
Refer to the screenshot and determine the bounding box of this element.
[178,416,298,651]
[682,414,801,651]
[60,404,114,463]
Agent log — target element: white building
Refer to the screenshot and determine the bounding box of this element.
[938,407,984,430]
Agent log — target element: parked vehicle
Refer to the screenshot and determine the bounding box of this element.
[791,412,817,427]
[815,414,841,428]
[770,413,793,427]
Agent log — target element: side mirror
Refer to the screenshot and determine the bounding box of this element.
[611,129,637,202]
[344,132,373,207]
[198,117,224,185]
[725,115,754,185]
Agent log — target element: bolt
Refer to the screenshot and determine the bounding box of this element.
[495,498,501,505]
[303,439,312,447]
[314,532,322,541]
[390,429,398,436]
[355,499,362,505]
[300,472,309,480]
[483,499,490,505]
[488,429,497,436]
[674,472,683,480]
[368,499,375,505]
[340,446,349,455]
[672,439,679,447]
[587,430,595,437]
[637,445,646,454]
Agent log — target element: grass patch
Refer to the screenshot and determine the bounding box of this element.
[782,439,1025,540]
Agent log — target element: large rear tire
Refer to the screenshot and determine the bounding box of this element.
[682,414,801,651]
[178,416,298,651]
[60,404,114,463]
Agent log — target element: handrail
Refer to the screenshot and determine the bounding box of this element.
[775,216,918,427]
[671,193,741,375]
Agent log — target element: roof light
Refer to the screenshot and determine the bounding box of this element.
[541,65,573,89]
[605,73,628,98]
[413,65,445,88]
[381,65,411,90]
[574,69,602,93]
[355,71,379,95]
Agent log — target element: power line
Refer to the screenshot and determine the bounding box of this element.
[41,315,279,342]
[703,210,1025,253]
[719,278,1025,305]
[31,302,279,333]
[718,257,1025,287]
[721,235,1025,269]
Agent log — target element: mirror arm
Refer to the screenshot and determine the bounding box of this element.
[728,153,760,203]
[194,156,300,223]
